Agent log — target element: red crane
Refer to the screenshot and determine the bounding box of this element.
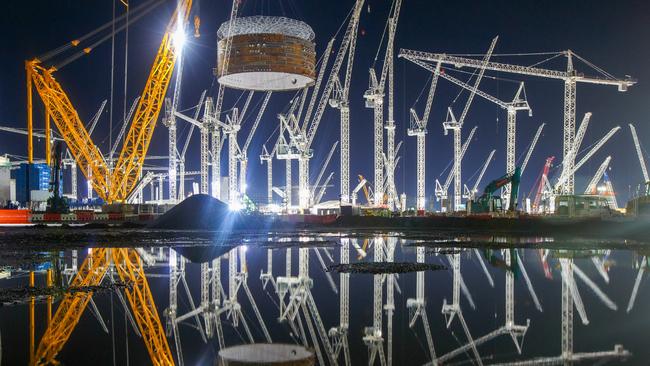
[532,156,555,212]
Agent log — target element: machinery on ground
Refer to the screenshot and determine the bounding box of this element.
[46,142,69,214]
[468,167,521,214]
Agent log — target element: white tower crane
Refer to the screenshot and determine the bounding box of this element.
[278,0,364,211]
[407,63,441,211]
[406,246,437,363]
[445,37,497,211]
[403,55,536,208]
[329,239,351,365]
[399,48,635,194]
[363,238,386,366]
[328,4,362,205]
[364,0,402,208]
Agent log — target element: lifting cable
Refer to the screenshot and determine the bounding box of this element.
[109,0,117,171]
[39,0,161,64]
[52,0,165,70]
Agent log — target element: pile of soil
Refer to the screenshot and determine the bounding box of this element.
[149,194,267,231]
[327,262,447,274]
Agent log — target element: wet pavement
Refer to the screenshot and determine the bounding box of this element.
[0,230,647,365]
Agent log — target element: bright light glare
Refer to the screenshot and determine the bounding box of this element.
[229,201,243,212]
[173,26,186,49]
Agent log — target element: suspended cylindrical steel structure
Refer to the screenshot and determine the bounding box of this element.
[216,16,316,91]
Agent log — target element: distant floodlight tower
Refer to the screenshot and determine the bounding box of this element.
[216,16,316,91]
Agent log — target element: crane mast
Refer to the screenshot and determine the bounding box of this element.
[448,37,497,211]
[407,63,440,211]
[364,0,402,208]
[399,47,635,195]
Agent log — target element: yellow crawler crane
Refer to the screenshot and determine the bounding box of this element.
[26,0,193,202]
[33,248,172,366]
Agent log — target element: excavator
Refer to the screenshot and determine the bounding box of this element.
[46,142,69,214]
[468,167,521,214]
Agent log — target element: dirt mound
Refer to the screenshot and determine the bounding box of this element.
[148,194,266,231]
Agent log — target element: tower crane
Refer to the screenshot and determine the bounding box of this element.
[441,253,484,365]
[403,53,535,209]
[364,0,402,208]
[328,0,363,205]
[445,37,497,211]
[278,0,364,211]
[398,47,635,195]
[329,239,351,366]
[363,238,386,366]
[629,123,649,184]
[434,125,477,210]
[26,0,194,203]
[406,246,437,364]
[432,250,533,366]
[407,63,441,211]
[493,256,628,366]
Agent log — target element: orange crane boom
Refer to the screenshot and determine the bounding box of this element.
[27,0,193,203]
[33,248,173,366]
[109,0,192,202]
[28,62,112,200]
[34,248,111,365]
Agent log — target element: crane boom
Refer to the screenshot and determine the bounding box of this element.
[457,36,498,128]
[180,91,207,159]
[34,248,111,365]
[312,141,339,198]
[87,100,107,136]
[242,92,272,154]
[302,39,335,134]
[521,123,545,175]
[629,123,649,182]
[555,126,620,190]
[398,49,636,89]
[533,156,555,211]
[442,126,477,192]
[109,0,193,202]
[585,156,611,194]
[305,0,365,148]
[29,63,112,200]
[112,248,174,366]
[472,149,496,193]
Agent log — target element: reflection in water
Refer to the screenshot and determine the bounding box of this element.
[0,233,643,365]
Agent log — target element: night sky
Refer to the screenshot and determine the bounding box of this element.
[1,0,649,206]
